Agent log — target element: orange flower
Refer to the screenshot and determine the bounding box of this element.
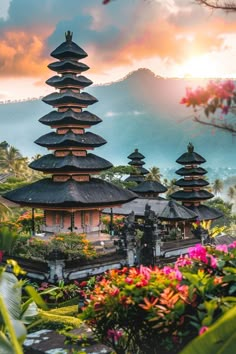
[139,297,158,311]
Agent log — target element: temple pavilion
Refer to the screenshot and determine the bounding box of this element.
[170,143,222,234]
[124,149,149,184]
[3,31,136,235]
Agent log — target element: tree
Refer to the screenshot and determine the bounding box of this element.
[99,165,137,188]
[195,0,236,11]
[146,166,162,182]
[227,186,235,200]
[212,179,224,195]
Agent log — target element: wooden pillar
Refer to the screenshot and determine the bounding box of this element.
[31,208,35,236]
[110,208,114,236]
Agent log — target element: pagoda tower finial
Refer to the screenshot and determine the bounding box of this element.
[187,142,194,153]
[65,30,73,42]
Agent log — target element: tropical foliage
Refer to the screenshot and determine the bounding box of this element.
[81,242,236,354]
[12,232,97,261]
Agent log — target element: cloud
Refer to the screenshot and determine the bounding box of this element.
[0,0,235,81]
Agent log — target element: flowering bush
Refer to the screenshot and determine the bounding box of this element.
[180,80,236,133]
[17,210,44,234]
[12,232,97,261]
[101,215,125,233]
[81,243,236,354]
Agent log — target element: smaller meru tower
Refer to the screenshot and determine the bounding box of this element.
[170,143,222,221]
[125,149,149,184]
[4,31,136,235]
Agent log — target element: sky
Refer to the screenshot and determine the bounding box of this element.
[0,0,236,100]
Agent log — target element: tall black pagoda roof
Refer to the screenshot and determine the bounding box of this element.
[48,60,89,74]
[4,31,138,212]
[131,180,167,194]
[43,90,97,107]
[30,153,112,173]
[50,31,88,60]
[176,143,206,165]
[3,178,136,208]
[35,131,106,149]
[46,75,93,89]
[39,110,102,126]
[128,149,145,160]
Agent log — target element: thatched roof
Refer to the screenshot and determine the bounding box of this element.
[131,180,167,194]
[30,153,112,173]
[3,178,137,208]
[171,190,214,201]
[48,60,89,73]
[42,90,97,107]
[46,74,92,89]
[39,110,102,126]
[35,131,106,149]
[158,200,197,221]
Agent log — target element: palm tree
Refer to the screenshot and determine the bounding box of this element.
[146,166,162,182]
[212,179,224,196]
[0,145,23,176]
[166,178,179,197]
[227,186,235,201]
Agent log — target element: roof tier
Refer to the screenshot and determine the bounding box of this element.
[48,60,89,74]
[39,110,102,127]
[35,131,106,149]
[125,175,146,183]
[3,178,136,208]
[158,200,197,221]
[131,180,167,194]
[103,198,168,217]
[128,149,145,160]
[176,143,206,165]
[175,179,209,187]
[30,153,112,173]
[170,190,214,201]
[46,75,92,89]
[176,167,207,176]
[42,90,97,108]
[128,159,145,166]
[186,205,223,221]
[50,31,88,60]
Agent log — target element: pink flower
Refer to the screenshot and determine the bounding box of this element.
[139,265,151,280]
[110,287,120,296]
[216,244,228,253]
[199,326,209,335]
[229,241,236,249]
[107,329,123,341]
[125,277,133,285]
[175,255,192,267]
[0,250,4,263]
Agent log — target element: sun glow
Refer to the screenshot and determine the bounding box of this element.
[179,55,220,78]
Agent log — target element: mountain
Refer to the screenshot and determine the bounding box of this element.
[0,69,235,170]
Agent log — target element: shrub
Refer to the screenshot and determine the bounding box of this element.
[81,243,236,354]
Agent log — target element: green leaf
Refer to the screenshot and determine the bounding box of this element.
[180,306,236,354]
[24,286,48,310]
[0,332,15,354]
[0,271,22,321]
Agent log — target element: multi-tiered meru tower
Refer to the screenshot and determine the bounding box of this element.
[170,143,222,221]
[4,31,136,235]
[125,149,149,184]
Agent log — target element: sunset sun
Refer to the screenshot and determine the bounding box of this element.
[180,55,219,78]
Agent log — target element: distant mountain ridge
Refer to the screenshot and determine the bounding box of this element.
[0,68,235,171]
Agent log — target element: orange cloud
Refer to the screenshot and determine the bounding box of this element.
[0,30,51,78]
